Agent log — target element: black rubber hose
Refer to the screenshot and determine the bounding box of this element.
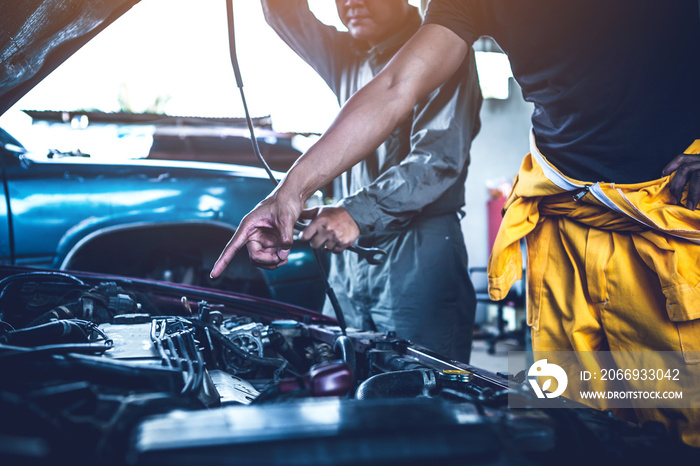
[333,335,356,377]
[0,272,87,321]
[268,330,308,373]
[0,320,90,346]
[0,272,85,301]
[355,369,439,400]
[0,342,112,360]
[26,304,77,327]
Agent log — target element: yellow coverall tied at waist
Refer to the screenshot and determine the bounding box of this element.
[488,136,700,446]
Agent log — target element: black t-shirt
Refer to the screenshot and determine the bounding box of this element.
[425,0,700,183]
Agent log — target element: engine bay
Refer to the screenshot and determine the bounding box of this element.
[0,269,686,465]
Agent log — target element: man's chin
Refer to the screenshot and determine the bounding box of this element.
[347,22,378,39]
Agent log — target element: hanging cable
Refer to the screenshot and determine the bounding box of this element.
[225,0,349,335]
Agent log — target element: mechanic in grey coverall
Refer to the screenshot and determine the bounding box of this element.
[261,0,482,361]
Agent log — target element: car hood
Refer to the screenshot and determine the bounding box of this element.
[0,0,141,116]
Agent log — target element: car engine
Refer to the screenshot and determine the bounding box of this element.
[0,270,686,465]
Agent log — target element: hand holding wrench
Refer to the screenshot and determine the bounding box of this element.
[294,221,387,265]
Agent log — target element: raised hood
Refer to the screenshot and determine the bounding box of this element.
[0,0,141,115]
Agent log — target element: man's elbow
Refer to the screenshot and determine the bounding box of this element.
[375,74,422,124]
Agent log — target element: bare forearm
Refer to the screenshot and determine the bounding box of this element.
[280,75,414,201]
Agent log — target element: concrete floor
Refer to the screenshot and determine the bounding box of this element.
[469,339,522,375]
[469,303,530,375]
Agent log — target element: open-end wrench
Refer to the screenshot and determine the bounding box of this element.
[293,221,387,265]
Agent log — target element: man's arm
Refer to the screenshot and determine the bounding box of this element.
[211,24,470,276]
[339,53,481,235]
[299,51,482,253]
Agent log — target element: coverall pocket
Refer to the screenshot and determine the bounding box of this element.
[666,281,700,364]
[632,233,700,335]
[656,253,700,364]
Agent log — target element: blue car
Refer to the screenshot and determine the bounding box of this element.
[0,127,325,310]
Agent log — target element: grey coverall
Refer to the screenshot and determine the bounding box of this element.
[262,0,482,362]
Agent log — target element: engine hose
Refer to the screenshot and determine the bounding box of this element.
[0,272,87,321]
[333,335,356,377]
[268,330,308,373]
[0,271,85,290]
[26,305,76,327]
[0,342,112,361]
[0,320,90,346]
[0,272,85,301]
[355,369,439,400]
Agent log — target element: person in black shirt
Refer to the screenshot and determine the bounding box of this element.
[423,0,699,185]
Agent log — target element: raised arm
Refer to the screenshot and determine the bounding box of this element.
[211,24,470,277]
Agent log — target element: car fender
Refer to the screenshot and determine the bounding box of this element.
[57,218,235,269]
[57,218,323,295]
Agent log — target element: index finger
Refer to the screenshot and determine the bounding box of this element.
[210,225,251,278]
